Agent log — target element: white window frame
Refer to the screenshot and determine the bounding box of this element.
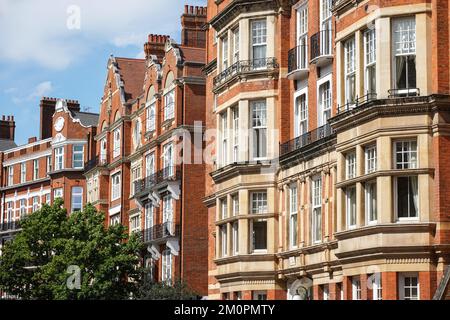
[250,19,267,70]
[7,166,13,186]
[54,188,63,199]
[221,112,228,166]
[372,273,382,300]
[399,273,420,300]
[344,37,356,104]
[220,224,227,257]
[145,152,155,178]
[365,145,377,174]
[145,203,154,230]
[164,89,175,121]
[20,162,26,184]
[365,181,378,225]
[394,140,418,169]
[294,87,308,138]
[232,194,239,216]
[232,27,240,63]
[312,177,322,244]
[146,102,156,132]
[133,119,142,150]
[131,165,142,196]
[162,249,173,284]
[55,147,64,171]
[364,28,377,95]
[6,202,14,222]
[71,186,83,213]
[251,191,268,214]
[32,196,40,212]
[19,199,27,216]
[162,143,174,177]
[72,144,84,169]
[232,221,239,255]
[113,128,121,158]
[100,138,107,164]
[346,186,357,229]
[220,198,227,220]
[253,291,268,300]
[163,195,173,225]
[222,35,229,70]
[317,74,332,127]
[251,100,267,160]
[395,176,419,221]
[346,152,356,179]
[319,0,332,55]
[352,277,362,300]
[232,106,239,163]
[110,214,121,226]
[289,184,298,249]
[129,214,141,234]
[296,4,308,69]
[33,159,39,180]
[111,172,121,201]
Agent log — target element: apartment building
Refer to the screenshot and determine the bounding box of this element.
[85,5,209,296]
[204,0,450,300]
[0,97,98,253]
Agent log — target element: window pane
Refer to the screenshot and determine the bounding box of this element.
[253,221,267,250]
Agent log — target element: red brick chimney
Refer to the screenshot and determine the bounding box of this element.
[181,5,207,48]
[28,137,37,144]
[144,34,170,60]
[0,115,15,141]
[39,97,80,140]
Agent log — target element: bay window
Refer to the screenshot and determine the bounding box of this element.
[232,221,239,255]
[71,187,83,213]
[232,194,239,216]
[222,35,229,69]
[346,186,357,228]
[396,176,418,219]
[365,145,377,174]
[111,172,121,201]
[220,224,227,257]
[232,107,239,162]
[251,192,267,214]
[251,19,267,69]
[392,17,417,92]
[72,144,84,169]
[364,28,377,94]
[395,140,417,169]
[232,28,239,63]
[312,177,322,244]
[399,273,419,300]
[251,219,267,252]
[366,181,377,224]
[251,100,267,160]
[55,147,64,171]
[54,188,63,199]
[345,37,356,104]
[346,152,356,179]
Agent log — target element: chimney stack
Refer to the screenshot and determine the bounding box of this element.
[28,137,37,144]
[144,34,170,60]
[181,5,207,48]
[0,115,16,141]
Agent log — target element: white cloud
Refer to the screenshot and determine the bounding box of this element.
[0,0,206,70]
[12,81,53,104]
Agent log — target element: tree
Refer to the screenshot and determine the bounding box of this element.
[0,199,144,300]
[135,276,199,300]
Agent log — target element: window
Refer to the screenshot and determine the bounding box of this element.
[232,28,239,63]
[318,80,331,126]
[164,89,175,121]
[113,129,121,158]
[6,202,14,222]
[100,138,107,164]
[364,28,376,94]
[251,220,267,252]
[163,195,173,232]
[366,181,377,224]
[296,4,308,68]
[110,214,121,226]
[352,277,361,300]
[71,187,83,213]
[232,194,239,216]
[323,286,329,300]
[111,173,121,201]
[163,143,174,177]
[220,198,227,220]
[251,192,267,214]
[7,166,13,186]
[345,37,356,104]
[346,152,356,179]
[399,273,419,300]
[20,162,26,184]
[222,35,229,69]
[72,145,84,169]
[395,140,417,169]
[54,188,63,199]
[146,153,155,178]
[145,203,154,229]
[232,107,239,162]
[220,224,227,257]
[55,147,64,171]
[289,185,298,248]
[146,103,156,132]
[32,196,39,212]
[312,178,322,244]
[253,291,267,300]
[251,19,267,69]
[396,176,418,219]
[232,221,239,255]
[294,91,308,137]
[19,199,27,216]
[346,186,357,228]
[372,273,382,300]
[392,17,416,91]
[251,101,267,160]
[320,0,332,54]
[131,165,141,196]
[130,214,141,234]
[33,159,39,180]
[162,249,173,284]
[365,145,377,174]
[45,193,51,204]
[221,112,228,166]
[133,119,142,149]
[46,155,52,174]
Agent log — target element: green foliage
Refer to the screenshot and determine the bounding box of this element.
[135,276,199,300]
[0,199,145,300]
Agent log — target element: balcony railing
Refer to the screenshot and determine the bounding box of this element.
[0,221,21,232]
[142,221,180,243]
[310,30,333,65]
[84,156,108,172]
[280,123,333,157]
[134,166,180,195]
[213,57,279,87]
[287,44,309,80]
[337,93,378,114]
[388,88,420,98]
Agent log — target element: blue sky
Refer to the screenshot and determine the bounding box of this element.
[0,0,206,145]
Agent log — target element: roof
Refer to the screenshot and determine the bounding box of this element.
[115,58,146,102]
[179,46,206,64]
[73,111,99,127]
[0,139,17,151]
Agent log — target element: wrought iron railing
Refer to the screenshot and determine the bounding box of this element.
[280,123,333,157]
[288,44,309,74]
[310,30,333,62]
[388,88,420,98]
[142,222,180,243]
[134,166,180,195]
[0,221,21,232]
[84,156,108,172]
[213,57,279,87]
[337,93,377,114]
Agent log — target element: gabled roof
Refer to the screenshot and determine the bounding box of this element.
[114,57,146,102]
[72,111,99,127]
[0,139,17,151]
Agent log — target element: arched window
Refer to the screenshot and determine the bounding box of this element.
[163,71,175,121]
[114,111,121,122]
[101,121,107,132]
